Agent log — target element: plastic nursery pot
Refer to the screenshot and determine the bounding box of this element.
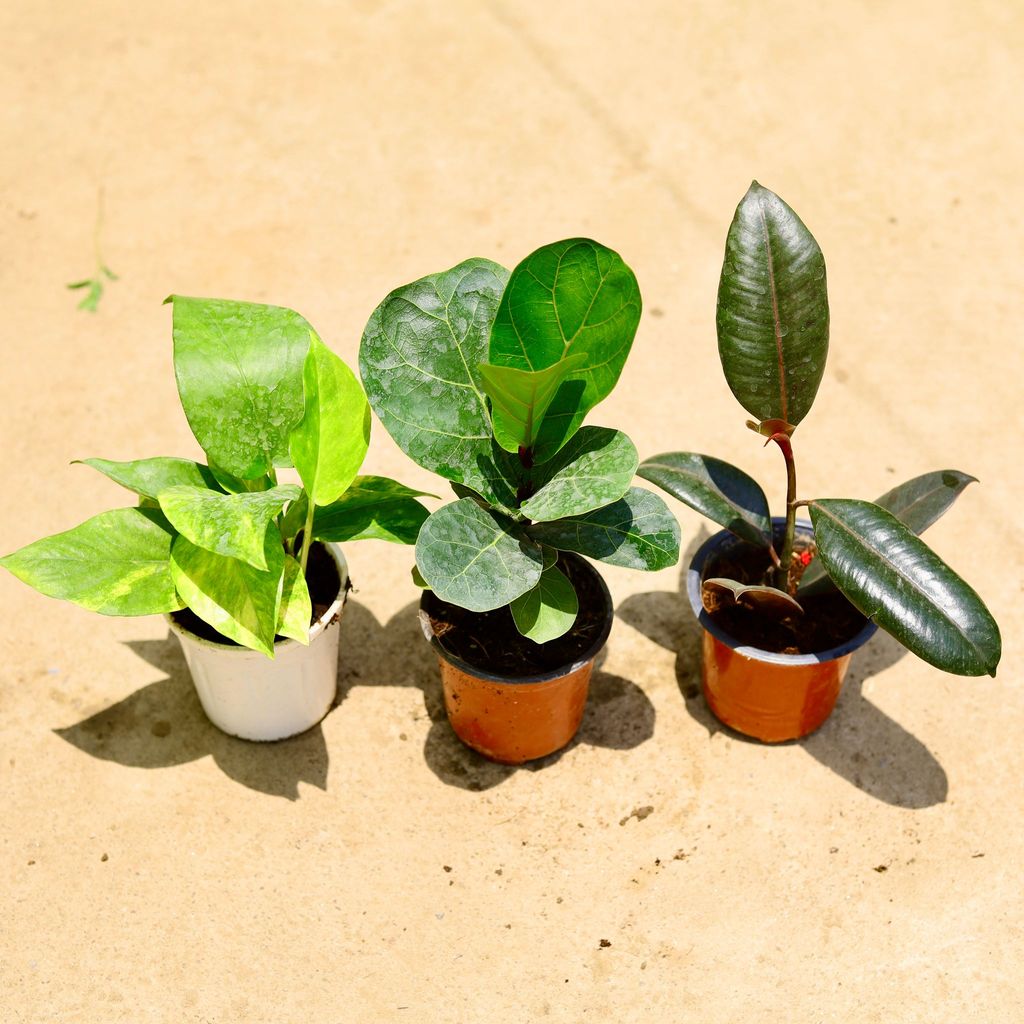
[166,543,349,742]
[688,519,877,743]
[418,555,614,765]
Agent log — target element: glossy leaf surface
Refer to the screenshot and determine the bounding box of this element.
[520,427,638,523]
[289,331,370,507]
[77,457,221,500]
[704,578,803,618]
[169,528,285,657]
[158,484,300,570]
[415,498,543,611]
[717,183,828,429]
[528,486,680,571]
[809,499,1000,676]
[637,451,771,547]
[0,507,182,616]
[171,296,311,479]
[313,475,433,546]
[489,239,641,462]
[359,258,514,504]
[510,562,579,643]
[276,555,311,644]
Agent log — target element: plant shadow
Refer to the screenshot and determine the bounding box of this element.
[616,527,949,809]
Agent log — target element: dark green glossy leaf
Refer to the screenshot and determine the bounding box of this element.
[528,486,680,571]
[520,427,638,523]
[489,239,641,463]
[77,457,222,500]
[290,331,370,506]
[717,183,828,429]
[637,451,771,547]
[312,475,433,546]
[809,499,1000,676]
[158,484,300,570]
[359,258,515,505]
[169,527,285,657]
[415,498,543,612]
[0,507,182,616]
[170,295,311,479]
[704,578,803,618]
[510,562,579,643]
[277,555,311,644]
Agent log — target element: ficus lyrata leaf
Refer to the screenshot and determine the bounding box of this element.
[509,562,579,644]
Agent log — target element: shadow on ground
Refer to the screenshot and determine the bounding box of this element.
[56,599,656,799]
[617,527,948,809]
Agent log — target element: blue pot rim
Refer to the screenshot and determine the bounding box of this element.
[687,517,878,666]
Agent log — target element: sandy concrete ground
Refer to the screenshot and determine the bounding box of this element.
[2,1,1022,1021]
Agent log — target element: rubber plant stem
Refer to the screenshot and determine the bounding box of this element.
[298,495,316,574]
[770,432,798,591]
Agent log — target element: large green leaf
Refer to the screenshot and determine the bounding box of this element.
[359,258,513,504]
[289,331,370,507]
[170,295,312,479]
[717,183,829,429]
[276,555,312,644]
[520,427,638,523]
[510,562,579,643]
[528,486,680,571]
[478,352,587,453]
[799,469,978,595]
[313,476,433,546]
[489,239,642,463]
[0,507,182,615]
[637,451,771,547]
[415,498,543,612]
[77,457,222,500]
[169,528,285,657]
[809,499,1000,677]
[158,484,300,570]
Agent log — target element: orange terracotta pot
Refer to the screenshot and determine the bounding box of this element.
[688,522,877,743]
[419,557,613,764]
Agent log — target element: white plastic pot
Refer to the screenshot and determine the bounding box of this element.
[166,544,349,741]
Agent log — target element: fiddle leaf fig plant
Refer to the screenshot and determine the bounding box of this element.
[360,238,680,644]
[1,297,431,657]
[640,182,1001,678]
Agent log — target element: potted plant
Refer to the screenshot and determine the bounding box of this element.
[359,239,681,764]
[638,183,1001,742]
[1,296,430,741]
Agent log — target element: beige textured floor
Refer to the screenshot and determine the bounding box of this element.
[2,2,1022,1021]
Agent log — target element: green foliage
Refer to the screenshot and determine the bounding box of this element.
[510,562,579,644]
[3,299,428,657]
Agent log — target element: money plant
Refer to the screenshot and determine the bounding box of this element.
[639,182,1001,677]
[1,298,430,657]
[359,238,681,644]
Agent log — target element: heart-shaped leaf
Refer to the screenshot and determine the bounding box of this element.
[489,239,642,463]
[0,507,182,616]
[510,562,579,643]
[520,427,638,523]
[478,352,588,453]
[290,331,370,507]
[637,451,771,547]
[169,528,286,657]
[170,296,312,479]
[809,499,1000,676]
[799,469,978,595]
[158,484,300,570]
[313,476,433,546]
[528,486,680,571]
[276,555,312,644]
[76,457,222,500]
[703,578,803,618]
[717,183,829,429]
[359,258,515,505]
[415,498,543,612]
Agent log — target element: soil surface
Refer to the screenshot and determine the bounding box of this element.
[422,555,609,676]
[702,536,868,655]
[170,542,342,645]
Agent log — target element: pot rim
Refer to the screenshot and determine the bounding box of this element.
[419,553,613,685]
[687,517,877,666]
[165,542,350,655]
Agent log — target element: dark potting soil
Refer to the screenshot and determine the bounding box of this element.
[170,541,343,647]
[421,555,610,677]
[702,535,868,655]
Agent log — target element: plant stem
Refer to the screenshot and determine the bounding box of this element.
[771,433,798,591]
[298,495,316,574]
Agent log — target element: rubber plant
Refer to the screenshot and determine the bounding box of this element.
[360,239,680,644]
[639,182,1001,684]
[1,297,431,658]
